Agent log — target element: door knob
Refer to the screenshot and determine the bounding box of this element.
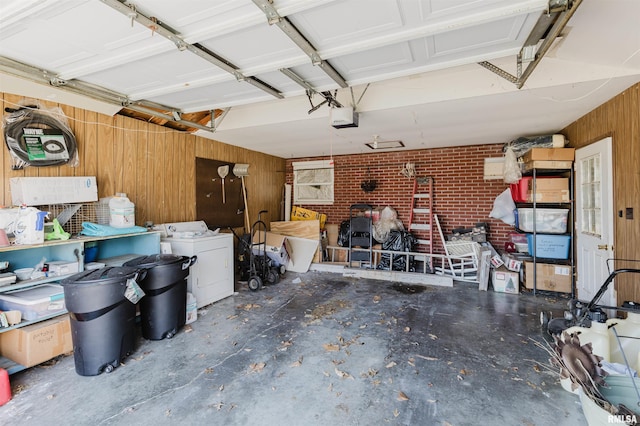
[597,244,611,250]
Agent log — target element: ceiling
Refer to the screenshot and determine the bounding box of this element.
[1,0,639,159]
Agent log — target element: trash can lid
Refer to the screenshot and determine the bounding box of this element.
[61,266,140,285]
[123,254,189,269]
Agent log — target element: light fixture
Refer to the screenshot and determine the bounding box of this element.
[365,135,404,150]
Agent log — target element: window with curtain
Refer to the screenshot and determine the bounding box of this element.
[292,160,334,205]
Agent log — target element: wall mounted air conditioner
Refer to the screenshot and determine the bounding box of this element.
[330,107,359,129]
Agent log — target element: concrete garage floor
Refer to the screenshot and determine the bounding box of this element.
[2,271,586,425]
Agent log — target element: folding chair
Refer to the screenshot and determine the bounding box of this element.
[433,214,481,282]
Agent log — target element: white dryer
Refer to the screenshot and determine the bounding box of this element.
[157,221,234,308]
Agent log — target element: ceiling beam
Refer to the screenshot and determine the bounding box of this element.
[0,56,216,133]
[478,0,583,89]
[252,0,348,89]
[100,0,284,100]
[279,68,343,114]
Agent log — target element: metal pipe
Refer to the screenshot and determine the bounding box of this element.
[516,0,583,89]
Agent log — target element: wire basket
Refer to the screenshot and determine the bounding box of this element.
[94,198,112,225]
[39,203,99,235]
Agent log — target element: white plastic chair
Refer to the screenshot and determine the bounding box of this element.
[434,214,481,282]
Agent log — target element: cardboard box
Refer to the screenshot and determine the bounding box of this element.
[501,252,523,272]
[10,176,98,206]
[526,177,570,202]
[524,261,572,293]
[291,206,327,229]
[521,148,575,162]
[325,224,339,247]
[490,255,504,268]
[0,314,73,367]
[523,160,574,172]
[252,231,290,267]
[491,267,519,294]
[270,220,322,263]
[324,224,348,263]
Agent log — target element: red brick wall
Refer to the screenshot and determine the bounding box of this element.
[286,144,513,255]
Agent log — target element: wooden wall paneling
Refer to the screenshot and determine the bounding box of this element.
[151,125,166,224]
[175,132,187,223]
[134,119,149,226]
[65,106,84,177]
[563,82,640,307]
[173,130,184,223]
[161,130,173,223]
[170,131,182,223]
[145,120,159,225]
[120,116,137,209]
[97,114,115,198]
[620,85,640,305]
[113,115,126,194]
[173,132,183,224]
[147,123,158,221]
[0,91,279,236]
[177,132,195,221]
[83,111,99,181]
[184,133,197,221]
[158,126,168,224]
[165,128,177,223]
[56,104,75,176]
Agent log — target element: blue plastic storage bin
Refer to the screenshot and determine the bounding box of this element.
[526,234,570,259]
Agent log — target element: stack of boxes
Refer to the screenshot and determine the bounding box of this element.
[494,147,575,294]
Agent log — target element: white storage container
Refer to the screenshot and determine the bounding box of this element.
[0,284,65,321]
[109,193,135,228]
[516,208,568,234]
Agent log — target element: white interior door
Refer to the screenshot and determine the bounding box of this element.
[575,137,615,305]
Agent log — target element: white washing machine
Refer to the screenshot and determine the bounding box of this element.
[157,221,234,308]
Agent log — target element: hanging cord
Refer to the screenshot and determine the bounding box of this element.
[3,106,77,170]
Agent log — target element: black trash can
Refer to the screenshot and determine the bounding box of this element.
[123,254,197,340]
[61,266,143,376]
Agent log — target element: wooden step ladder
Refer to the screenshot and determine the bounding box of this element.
[408,177,434,256]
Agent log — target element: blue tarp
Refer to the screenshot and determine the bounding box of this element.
[80,222,147,237]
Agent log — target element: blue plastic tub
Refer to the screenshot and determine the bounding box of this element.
[526,234,570,259]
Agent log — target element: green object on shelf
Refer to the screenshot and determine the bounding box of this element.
[44,218,70,241]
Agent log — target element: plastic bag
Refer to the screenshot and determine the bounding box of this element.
[372,206,404,243]
[3,100,79,170]
[489,189,516,226]
[376,231,417,271]
[503,147,521,184]
[503,134,566,158]
[337,220,350,247]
